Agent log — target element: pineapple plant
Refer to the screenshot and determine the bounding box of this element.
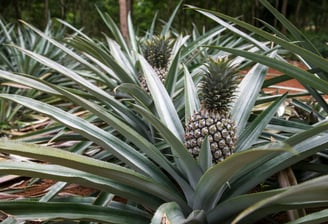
[0,2,328,223]
[185,57,239,163]
[139,36,172,91]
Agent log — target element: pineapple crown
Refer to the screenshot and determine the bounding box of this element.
[142,36,172,69]
[200,57,239,113]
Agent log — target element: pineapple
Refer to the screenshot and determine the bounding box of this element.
[184,58,238,163]
[139,36,172,91]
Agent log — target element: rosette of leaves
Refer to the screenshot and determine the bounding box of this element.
[0,0,327,223]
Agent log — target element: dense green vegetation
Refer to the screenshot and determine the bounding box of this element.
[0,0,327,223]
[2,0,327,56]
[1,0,328,32]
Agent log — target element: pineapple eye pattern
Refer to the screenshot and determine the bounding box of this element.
[184,58,239,163]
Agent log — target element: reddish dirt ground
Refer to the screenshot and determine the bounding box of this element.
[263,61,328,100]
[266,61,307,94]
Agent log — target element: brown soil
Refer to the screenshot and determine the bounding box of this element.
[266,61,307,94]
[264,61,328,99]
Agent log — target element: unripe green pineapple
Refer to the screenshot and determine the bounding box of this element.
[139,36,172,91]
[184,58,238,163]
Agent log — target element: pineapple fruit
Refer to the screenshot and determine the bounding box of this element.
[139,36,172,91]
[184,58,238,163]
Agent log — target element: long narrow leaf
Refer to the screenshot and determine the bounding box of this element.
[180,25,226,62]
[0,70,60,95]
[19,20,113,85]
[227,126,328,199]
[183,64,200,123]
[236,93,287,152]
[44,83,192,194]
[0,200,150,223]
[0,160,161,209]
[287,209,328,224]
[1,217,20,224]
[191,7,328,74]
[198,137,212,172]
[232,175,328,224]
[96,8,131,59]
[139,55,184,140]
[192,147,288,211]
[39,181,68,202]
[232,62,269,136]
[214,47,328,94]
[128,12,138,53]
[186,5,268,51]
[0,93,172,188]
[161,0,182,36]
[207,189,284,223]
[259,0,320,55]
[106,37,135,79]
[165,46,181,97]
[10,44,147,135]
[133,105,202,191]
[0,140,188,210]
[286,121,328,146]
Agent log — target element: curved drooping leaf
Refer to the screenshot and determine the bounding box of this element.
[208,177,328,224]
[9,44,150,137]
[259,0,320,55]
[19,20,115,86]
[189,6,328,74]
[0,160,161,209]
[0,70,60,95]
[207,189,284,223]
[43,84,191,195]
[286,121,328,146]
[227,124,328,199]
[287,208,328,224]
[0,139,189,211]
[232,175,328,224]
[116,83,153,108]
[0,201,150,223]
[214,47,328,94]
[195,5,328,112]
[186,5,268,51]
[0,93,171,187]
[192,146,289,211]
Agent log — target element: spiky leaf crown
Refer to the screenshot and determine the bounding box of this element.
[200,58,239,113]
[143,36,172,69]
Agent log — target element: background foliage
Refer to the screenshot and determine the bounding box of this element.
[1,0,327,56]
[1,0,328,33]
